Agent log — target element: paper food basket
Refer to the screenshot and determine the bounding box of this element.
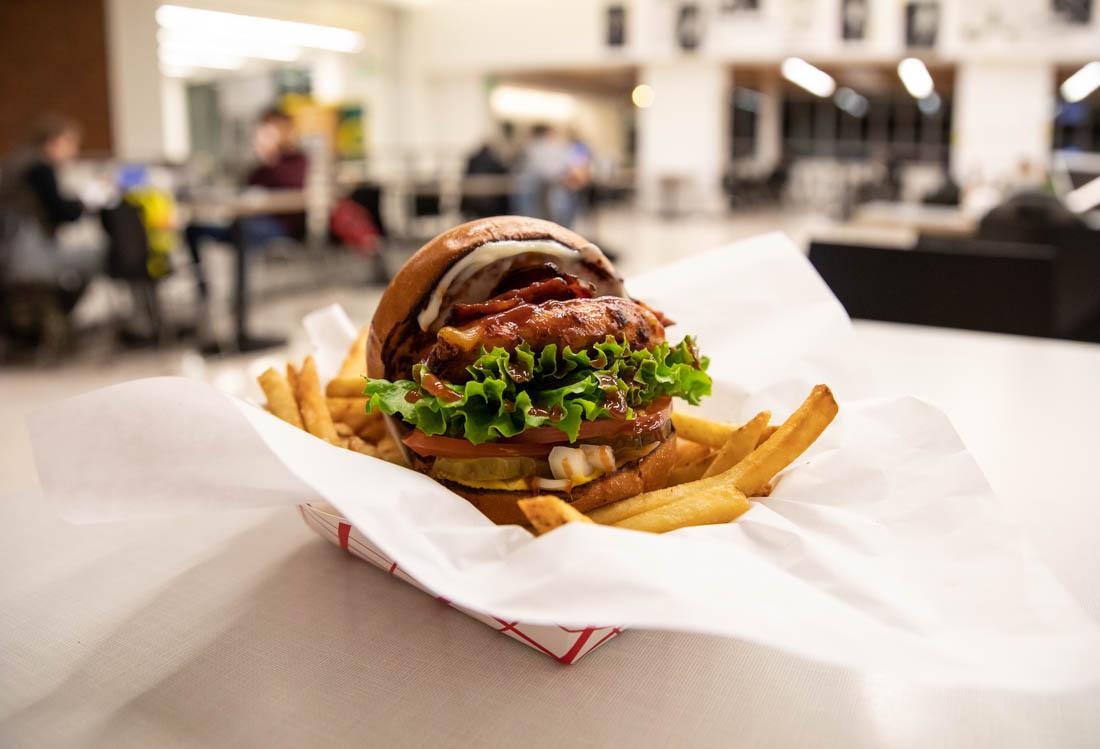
[298,502,621,663]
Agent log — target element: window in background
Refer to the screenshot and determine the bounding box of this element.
[730,88,759,159]
[1054,99,1100,153]
[781,93,950,162]
[1052,0,1093,25]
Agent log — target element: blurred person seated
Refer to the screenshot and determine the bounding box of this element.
[561,130,594,227]
[977,158,1087,245]
[184,107,308,303]
[461,137,511,220]
[513,124,576,228]
[922,170,961,207]
[0,114,105,356]
[977,190,1086,246]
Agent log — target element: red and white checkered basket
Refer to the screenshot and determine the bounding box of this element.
[298,503,622,664]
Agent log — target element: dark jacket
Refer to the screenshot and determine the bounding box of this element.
[0,149,84,237]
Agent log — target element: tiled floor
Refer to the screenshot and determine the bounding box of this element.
[0,207,824,493]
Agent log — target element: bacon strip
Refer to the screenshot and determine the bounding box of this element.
[449,275,595,325]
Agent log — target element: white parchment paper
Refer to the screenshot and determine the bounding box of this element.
[28,233,1100,690]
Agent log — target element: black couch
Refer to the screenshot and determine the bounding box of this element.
[808,230,1100,341]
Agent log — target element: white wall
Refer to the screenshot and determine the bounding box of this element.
[160,76,190,162]
[407,0,625,74]
[572,94,631,168]
[105,0,165,161]
[637,61,728,213]
[951,62,1055,184]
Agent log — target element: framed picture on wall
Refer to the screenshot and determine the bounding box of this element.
[719,0,760,11]
[676,3,703,51]
[905,1,939,48]
[607,4,626,48]
[841,0,868,40]
[1052,0,1092,24]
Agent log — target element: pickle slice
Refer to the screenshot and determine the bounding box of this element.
[431,456,541,483]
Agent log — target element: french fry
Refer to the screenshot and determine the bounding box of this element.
[703,410,769,478]
[358,412,386,442]
[665,438,715,486]
[374,435,407,466]
[757,425,778,446]
[589,471,723,525]
[325,377,367,398]
[334,422,354,437]
[347,435,377,456]
[337,325,370,379]
[591,385,837,524]
[613,488,750,533]
[286,362,299,392]
[718,385,837,497]
[257,368,303,429]
[518,495,594,534]
[326,397,372,431]
[296,356,340,444]
[670,411,736,449]
[676,438,711,464]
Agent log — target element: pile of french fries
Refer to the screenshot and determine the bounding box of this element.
[518,385,838,535]
[255,327,838,538]
[256,326,405,464]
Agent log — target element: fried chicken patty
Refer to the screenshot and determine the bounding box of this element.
[426,296,666,381]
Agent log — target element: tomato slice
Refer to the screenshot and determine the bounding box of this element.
[507,397,671,444]
[403,431,553,458]
[402,397,672,458]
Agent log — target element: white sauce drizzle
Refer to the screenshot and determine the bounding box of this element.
[416,239,615,331]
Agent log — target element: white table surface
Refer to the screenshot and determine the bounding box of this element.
[2,321,1099,748]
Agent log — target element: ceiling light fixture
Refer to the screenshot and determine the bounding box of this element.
[898,57,934,99]
[1060,61,1100,103]
[781,58,836,98]
[490,86,576,122]
[631,84,655,109]
[155,4,364,53]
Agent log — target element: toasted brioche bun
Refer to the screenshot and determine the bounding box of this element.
[440,431,677,525]
[367,216,672,524]
[367,216,605,380]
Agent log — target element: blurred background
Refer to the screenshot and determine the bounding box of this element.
[1,0,1099,486]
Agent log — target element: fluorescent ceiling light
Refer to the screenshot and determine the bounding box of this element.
[917,91,942,115]
[631,84,655,109]
[1060,61,1100,103]
[733,88,760,113]
[781,58,835,98]
[898,58,934,99]
[159,48,243,70]
[155,4,364,53]
[833,87,868,117]
[490,86,576,122]
[158,29,301,62]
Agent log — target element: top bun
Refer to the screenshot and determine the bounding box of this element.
[367,216,607,379]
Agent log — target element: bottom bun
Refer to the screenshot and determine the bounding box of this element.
[440,432,678,526]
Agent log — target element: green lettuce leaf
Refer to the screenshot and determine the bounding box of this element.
[363,335,711,445]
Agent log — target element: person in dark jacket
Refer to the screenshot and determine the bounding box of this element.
[0,113,104,300]
[460,140,511,220]
[0,114,105,356]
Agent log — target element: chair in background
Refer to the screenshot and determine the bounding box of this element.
[99,201,168,347]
